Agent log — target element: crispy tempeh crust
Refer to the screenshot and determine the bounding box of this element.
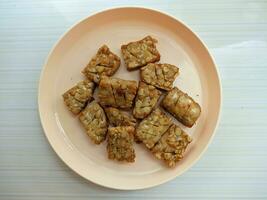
[140,63,179,91]
[121,36,160,70]
[133,82,161,119]
[151,124,192,167]
[98,76,138,109]
[161,87,201,127]
[107,126,136,162]
[136,108,172,149]
[62,80,95,115]
[82,45,120,83]
[105,107,137,127]
[79,101,108,144]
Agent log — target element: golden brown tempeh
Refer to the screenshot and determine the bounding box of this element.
[161,87,201,127]
[133,82,161,119]
[82,45,120,83]
[152,124,192,167]
[107,126,136,162]
[121,36,160,70]
[79,101,108,144]
[98,76,138,109]
[136,108,172,149]
[62,80,95,115]
[105,107,137,127]
[140,63,179,91]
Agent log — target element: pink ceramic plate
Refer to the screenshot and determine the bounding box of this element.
[38,7,221,190]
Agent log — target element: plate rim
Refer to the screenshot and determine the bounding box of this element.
[38,6,222,190]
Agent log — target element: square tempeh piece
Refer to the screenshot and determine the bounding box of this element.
[133,82,162,119]
[98,76,138,109]
[152,124,192,167]
[136,108,172,149]
[140,63,179,91]
[62,80,95,115]
[121,36,160,70]
[107,126,135,162]
[82,45,120,83]
[105,107,137,127]
[79,101,108,144]
[161,87,201,127]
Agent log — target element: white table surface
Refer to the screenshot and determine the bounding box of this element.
[0,0,267,199]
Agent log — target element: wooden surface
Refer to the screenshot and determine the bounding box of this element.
[0,0,267,199]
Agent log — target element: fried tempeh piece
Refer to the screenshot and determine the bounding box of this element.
[161,87,201,127]
[140,63,179,91]
[133,82,161,119]
[98,76,138,109]
[82,45,120,83]
[62,80,95,115]
[105,107,137,127]
[136,108,172,149]
[107,126,136,162]
[121,36,160,70]
[151,124,192,167]
[79,101,108,144]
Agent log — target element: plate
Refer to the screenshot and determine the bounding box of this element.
[38,7,221,190]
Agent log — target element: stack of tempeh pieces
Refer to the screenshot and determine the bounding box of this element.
[62,36,201,167]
